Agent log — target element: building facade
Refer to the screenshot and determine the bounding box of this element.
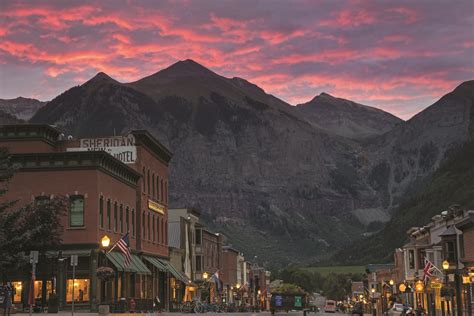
[0,124,181,312]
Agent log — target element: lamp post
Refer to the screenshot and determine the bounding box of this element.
[98,235,111,306]
[442,260,450,316]
[371,288,376,316]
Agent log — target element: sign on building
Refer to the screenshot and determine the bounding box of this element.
[67,134,137,164]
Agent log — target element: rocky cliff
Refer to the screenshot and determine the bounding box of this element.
[0,97,46,121]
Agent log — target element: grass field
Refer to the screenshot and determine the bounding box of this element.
[303,265,365,276]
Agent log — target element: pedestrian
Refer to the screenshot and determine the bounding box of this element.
[5,283,12,316]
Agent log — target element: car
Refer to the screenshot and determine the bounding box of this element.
[324,300,337,313]
[391,303,404,312]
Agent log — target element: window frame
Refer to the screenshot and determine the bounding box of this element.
[69,195,85,228]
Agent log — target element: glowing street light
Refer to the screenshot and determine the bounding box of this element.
[389,279,394,286]
[443,260,450,271]
[101,235,110,248]
[203,272,209,280]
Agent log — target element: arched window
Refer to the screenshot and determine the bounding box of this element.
[99,196,104,229]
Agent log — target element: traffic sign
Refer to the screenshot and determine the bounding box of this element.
[71,255,78,266]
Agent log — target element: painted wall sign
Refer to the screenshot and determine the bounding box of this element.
[67,134,137,164]
[67,146,137,164]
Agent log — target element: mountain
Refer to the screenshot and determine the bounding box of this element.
[296,93,403,139]
[29,60,474,266]
[0,97,46,121]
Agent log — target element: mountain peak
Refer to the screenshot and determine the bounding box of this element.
[83,72,119,88]
[452,80,474,99]
[163,59,216,77]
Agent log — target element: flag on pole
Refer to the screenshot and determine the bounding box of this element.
[422,258,438,285]
[115,233,132,267]
[209,270,222,291]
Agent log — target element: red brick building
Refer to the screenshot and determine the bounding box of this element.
[0,124,178,311]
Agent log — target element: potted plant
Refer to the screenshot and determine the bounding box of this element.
[96,267,115,315]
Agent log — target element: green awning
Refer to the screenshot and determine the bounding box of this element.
[158,259,191,284]
[106,252,151,275]
[143,256,167,272]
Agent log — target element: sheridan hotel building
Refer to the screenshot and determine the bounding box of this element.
[0,124,189,312]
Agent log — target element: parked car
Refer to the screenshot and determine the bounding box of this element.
[324,300,337,313]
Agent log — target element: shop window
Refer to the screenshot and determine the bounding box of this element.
[126,207,130,233]
[114,202,118,232]
[66,279,89,303]
[120,204,124,233]
[99,196,104,229]
[195,255,202,272]
[34,280,43,300]
[69,195,84,227]
[107,199,111,230]
[131,209,135,237]
[12,282,22,303]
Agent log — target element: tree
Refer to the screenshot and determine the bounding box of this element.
[0,147,68,279]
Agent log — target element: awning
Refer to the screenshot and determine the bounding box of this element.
[143,256,167,272]
[158,259,192,284]
[106,252,151,275]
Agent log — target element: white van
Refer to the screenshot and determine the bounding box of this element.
[324,300,337,313]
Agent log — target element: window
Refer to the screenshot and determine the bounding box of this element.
[70,196,84,227]
[165,181,168,204]
[35,195,50,206]
[418,249,426,269]
[126,207,130,233]
[148,213,151,240]
[142,167,146,192]
[119,204,124,233]
[142,212,146,239]
[66,279,90,303]
[165,220,167,244]
[99,196,104,229]
[195,255,202,272]
[107,199,111,230]
[147,170,150,195]
[408,249,415,269]
[152,173,155,198]
[114,202,118,232]
[195,229,202,245]
[131,209,135,237]
[160,218,164,244]
[445,241,456,262]
[157,176,160,200]
[156,216,160,243]
[459,235,464,259]
[160,180,164,202]
[152,215,156,242]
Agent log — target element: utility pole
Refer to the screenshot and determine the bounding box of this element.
[71,255,78,316]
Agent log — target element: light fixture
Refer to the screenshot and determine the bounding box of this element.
[443,260,450,270]
[389,280,394,286]
[101,235,111,248]
[258,290,261,295]
[203,272,209,280]
[399,283,406,293]
[236,283,241,289]
[371,288,375,293]
[359,294,363,300]
[415,280,424,293]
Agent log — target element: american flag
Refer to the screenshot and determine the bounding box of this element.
[116,233,132,267]
[422,258,436,285]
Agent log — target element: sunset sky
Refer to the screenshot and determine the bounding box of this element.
[0,0,473,119]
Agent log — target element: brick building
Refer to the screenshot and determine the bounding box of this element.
[0,124,180,311]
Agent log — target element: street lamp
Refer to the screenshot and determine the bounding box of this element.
[443,260,450,271]
[101,235,111,248]
[371,288,376,316]
[203,272,209,280]
[236,283,241,289]
[389,280,394,286]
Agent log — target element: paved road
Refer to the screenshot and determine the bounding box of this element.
[162,313,347,316]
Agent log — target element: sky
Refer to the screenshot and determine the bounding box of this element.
[0,1,473,120]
